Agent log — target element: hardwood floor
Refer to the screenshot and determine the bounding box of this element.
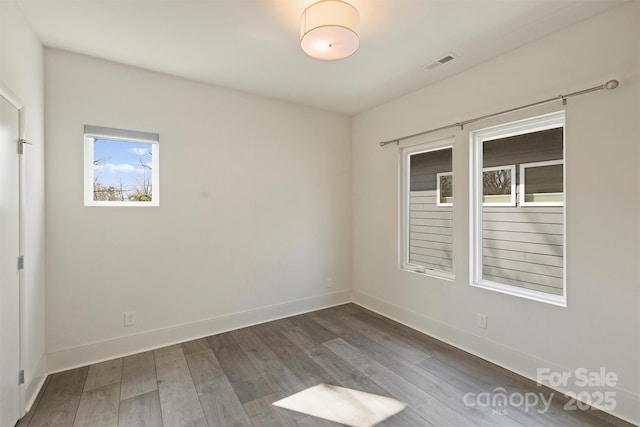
[17,304,633,427]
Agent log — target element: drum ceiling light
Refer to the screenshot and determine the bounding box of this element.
[300,0,360,61]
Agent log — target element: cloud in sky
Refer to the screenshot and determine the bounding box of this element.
[131,147,149,156]
[96,163,136,173]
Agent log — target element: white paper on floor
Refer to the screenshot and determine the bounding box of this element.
[273,383,407,427]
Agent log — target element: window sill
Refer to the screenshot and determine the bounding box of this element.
[401,266,455,282]
[471,279,566,307]
[85,201,159,207]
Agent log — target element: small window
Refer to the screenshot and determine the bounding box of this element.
[520,160,564,206]
[400,139,454,279]
[482,165,516,206]
[84,125,159,207]
[436,172,453,206]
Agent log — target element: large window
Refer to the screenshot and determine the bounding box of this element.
[401,139,454,279]
[471,112,565,306]
[84,125,160,207]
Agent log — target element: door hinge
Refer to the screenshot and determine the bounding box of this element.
[19,370,24,385]
[18,138,32,155]
[18,255,24,270]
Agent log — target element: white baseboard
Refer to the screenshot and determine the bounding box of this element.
[47,290,351,374]
[352,290,640,426]
[22,353,47,414]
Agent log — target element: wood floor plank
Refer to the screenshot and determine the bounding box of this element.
[351,310,568,426]
[207,332,274,404]
[259,316,297,331]
[120,351,158,401]
[185,349,252,427]
[295,415,346,426]
[352,312,448,362]
[250,321,336,389]
[330,303,363,316]
[418,348,599,427]
[243,394,298,427]
[297,415,344,427]
[84,358,123,392]
[369,344,523,427]
[353,306,616,427]
[304,311,358,342]
[154,344,207,427]
[281,326,384,394]
[181,337,211,355]
[328,308,432,364]
[324,338,478,427]
[307,309,404,362]
[352,309,444,349]
[28,366,89,427]
[350,307,582,422]
[418,355,551,425]
[73,382,120,426]
[287,313,339,343]
[379,410,436,427]
[232,327,305,399]
[352,310,458,358]
[118,390,163,427]
[280,327,433,427]
[606,414,639,427]
[325,308,528,427]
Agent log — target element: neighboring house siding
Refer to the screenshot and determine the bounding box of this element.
[410,148,452,191]
[482,205,564,295]
[409,190,453,272]
[483,128,563,168]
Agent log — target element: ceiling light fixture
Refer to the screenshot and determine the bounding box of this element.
[300,0,360,61]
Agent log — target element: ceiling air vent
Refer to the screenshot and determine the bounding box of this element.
[425,54,457,70]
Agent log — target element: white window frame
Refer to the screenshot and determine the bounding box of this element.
[482,165,516,207]
[436,172,453,207]
[400,137,454,280]
[470,111,566,306]
[84,125,160,207]
[519,159,564,207]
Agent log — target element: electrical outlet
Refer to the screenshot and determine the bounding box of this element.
[124,311,136,327]
[477,313,487,329]
[325,277,333,288]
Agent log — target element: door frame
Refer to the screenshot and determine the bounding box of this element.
[0,80,27,419]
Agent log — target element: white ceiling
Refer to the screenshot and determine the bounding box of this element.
[17,0,623,115]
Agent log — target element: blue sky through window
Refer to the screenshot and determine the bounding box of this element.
[93,139,152,188]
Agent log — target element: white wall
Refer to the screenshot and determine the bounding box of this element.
[352,2,639,424]
[45,49,352,371]
[0,3,46,414]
